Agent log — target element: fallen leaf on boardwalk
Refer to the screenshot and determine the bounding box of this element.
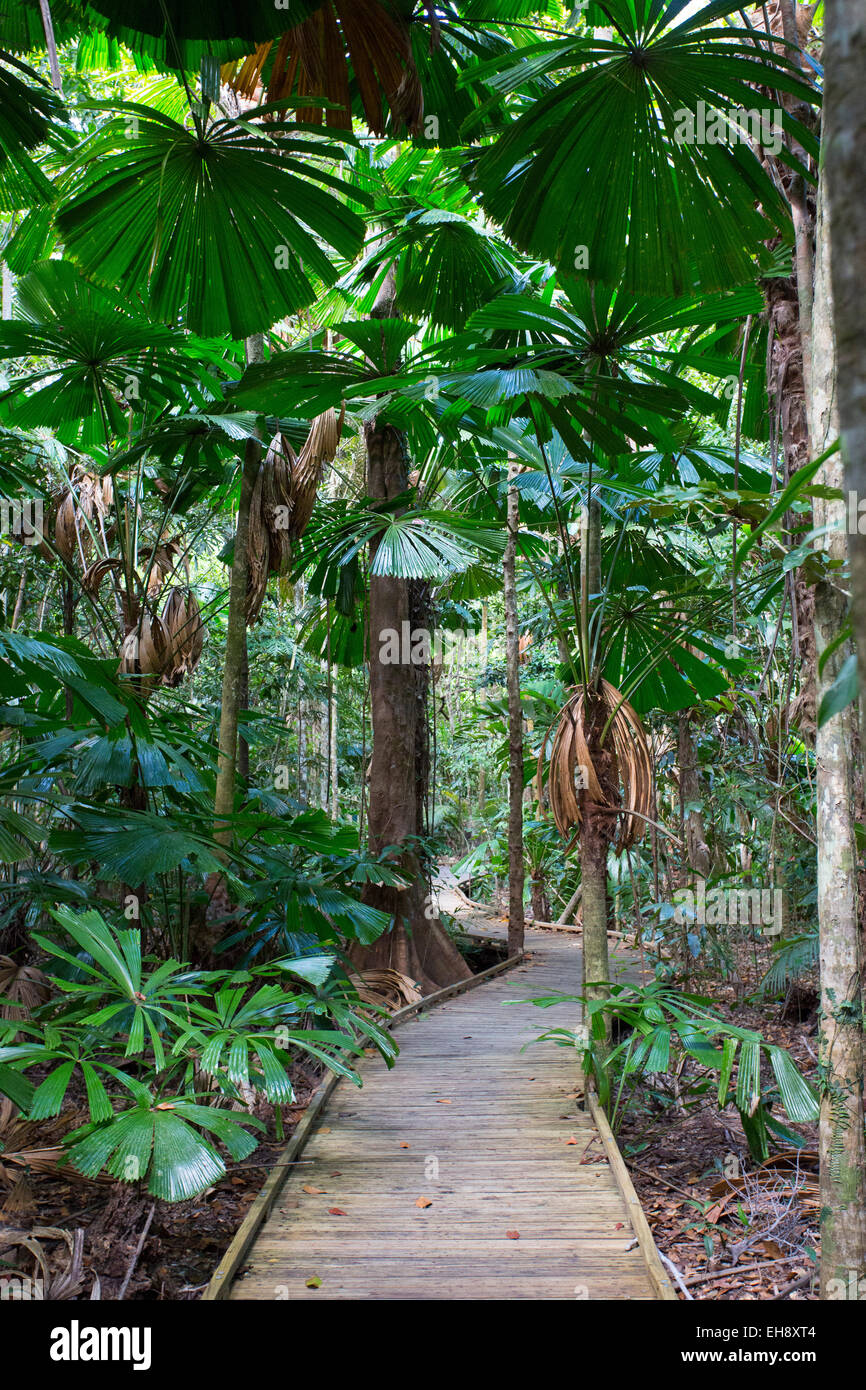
[565,1135,579,1145]
[416,1197,433,1209]
[506,1230,520,1240]
[303,1185,326,1194]
[305,1276,322,1289]
[398,1142,410,1149]
[327,1207,347,1216]
[329,1171,342,1177]
[317,1126,331,1134]
[436,1099,452,1104]
[615,1223,625,1230]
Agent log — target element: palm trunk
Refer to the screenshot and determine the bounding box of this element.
[678,710,711,879]
[237,636,250,785]
[504,465,525,955]
[809,157,866,1297]
[579,494,611,1002]
[213,335,264,844]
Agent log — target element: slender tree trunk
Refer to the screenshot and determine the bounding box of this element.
[213,335,263,846]
[809,157,866,1297]
[350,278,469,993]
[678,710,711,879]
[504,465,525,956]
[10,563,28,630]
[556,881,582,926]
[579,495,611,1003]
[237,636,250,785]
[38,0,63,92]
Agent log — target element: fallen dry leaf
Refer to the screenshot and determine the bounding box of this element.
[327,1207,347,1216]
[506,1230,520,1240]
[305,1276,322,1289]
[317,1126,331,1134]
[436,1099,452,1105]
[416,1196,433,1209]
[565,1135,579,1145]
[302,1185,326,1195]
[398,1142,410,1149]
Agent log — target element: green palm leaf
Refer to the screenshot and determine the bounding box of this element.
[471,0,818,294]
[56,105,366,337]
[0,260,223,445]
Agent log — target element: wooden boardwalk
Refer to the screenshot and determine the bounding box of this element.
[220,926,672,1302]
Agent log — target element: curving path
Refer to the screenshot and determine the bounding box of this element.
[216,918,672,1302]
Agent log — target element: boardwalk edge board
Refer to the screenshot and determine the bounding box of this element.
[203,949,526,1300]
[586,1090,678,1301]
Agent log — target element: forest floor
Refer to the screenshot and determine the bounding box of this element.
[620,947,820,1301]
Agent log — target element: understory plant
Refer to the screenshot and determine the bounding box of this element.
[0,906,395,1201]
[528,980,819,1161]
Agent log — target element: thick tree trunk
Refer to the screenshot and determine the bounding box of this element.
[809,158,866,1297]
[349,283,469,993]
[504,466,525,956]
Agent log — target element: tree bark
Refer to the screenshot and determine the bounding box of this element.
[824,0,866,759]
[237,636,250,786]
[504,464,525,956]
[579,497,612,1006]
[193,337,263,965]
[213,335,263,846]
[678,710,711,879]
[349,282,470,993]
[809,157,866,1297]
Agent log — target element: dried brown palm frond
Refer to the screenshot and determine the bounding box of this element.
[146,535,187,597]
[160,588,204,687]
[289,404,345,541]
[81,555,123,596]
[118,611,169,694]
[538,679,653,854]
[0,956,49,1023]
[262,432,296,575]
[0,1225,101,1299]
[53,468,112,563]
[348,968,422,1013]
[0,1102,103,1189]
[222,1,422,135]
